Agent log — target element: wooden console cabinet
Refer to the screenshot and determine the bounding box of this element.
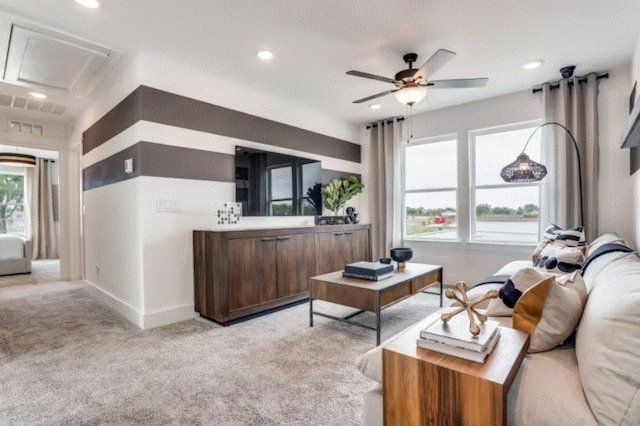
[193,224,371,324]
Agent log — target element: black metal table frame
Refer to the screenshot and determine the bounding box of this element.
[309,279,443,346]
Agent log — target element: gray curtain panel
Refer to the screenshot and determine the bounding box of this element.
[27,158,59,259]
[369,119,403,259]
[542,73,599,241]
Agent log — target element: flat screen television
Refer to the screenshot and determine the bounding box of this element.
[235,146,322,216]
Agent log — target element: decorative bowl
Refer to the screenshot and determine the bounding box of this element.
[390,247,413,268]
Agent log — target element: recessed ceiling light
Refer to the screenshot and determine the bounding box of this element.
[75,0,100,8]
[370,104,382,109]
[257,51,274,61]
[521,60,543,70]
[29,92,47,99]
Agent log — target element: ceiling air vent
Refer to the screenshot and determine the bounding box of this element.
[3,24,112,94]
[10,120,43,136]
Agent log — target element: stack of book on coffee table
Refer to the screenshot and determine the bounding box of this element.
[417,312,501,363]
[342,261,394,281]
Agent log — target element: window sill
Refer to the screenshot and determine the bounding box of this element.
[402,238,536,252]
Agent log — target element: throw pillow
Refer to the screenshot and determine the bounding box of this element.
[513,271,587,352]
[576,254,640,425]
[533,224,587,263]
[534,243,585,274]
[486,267,550,316]
[542,224,587,247]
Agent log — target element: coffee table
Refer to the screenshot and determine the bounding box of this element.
[309,263,443,345]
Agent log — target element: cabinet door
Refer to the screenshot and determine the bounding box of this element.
[227,237,278,312]
[344,229,371,264]
[276,234,316,297]
[314,231,346,275]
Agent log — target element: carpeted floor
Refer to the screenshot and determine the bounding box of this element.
[0,281,442,425]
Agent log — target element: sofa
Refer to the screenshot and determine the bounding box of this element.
[356,233,640,425]
[0,234,32,276]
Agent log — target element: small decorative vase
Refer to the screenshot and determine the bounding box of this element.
[390,247,413,269]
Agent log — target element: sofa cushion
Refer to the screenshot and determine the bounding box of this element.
[513,271,587,352]
[507,348,597,426]
[576,253,640,425]
[486,267,550,316]
[0,234,25,260]
[533,243,585,274]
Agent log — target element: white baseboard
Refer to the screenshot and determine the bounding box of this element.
[84,280,144,328]
[84,280,196,329]
[142,304,198,329]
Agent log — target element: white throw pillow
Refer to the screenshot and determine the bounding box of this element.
[513,271,587,353]
[486,267,550,317]
[576,254,640,425]
[534,243,585,275]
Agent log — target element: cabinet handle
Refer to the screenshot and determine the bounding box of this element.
[260,237,276,242]
[334,232,344,236]
[344,232,353,235]
[276,236,290,241]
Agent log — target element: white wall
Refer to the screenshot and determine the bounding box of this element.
[631,37,640,250]
[80,51,365,328]
[597,63,634,244]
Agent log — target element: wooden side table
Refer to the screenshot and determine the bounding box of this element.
[382,317,529,426]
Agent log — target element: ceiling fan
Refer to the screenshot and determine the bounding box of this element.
[346,49,488,106]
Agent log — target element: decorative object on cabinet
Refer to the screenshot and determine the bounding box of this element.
[321,176,364,216]
[344,206,359,224]
[390,247,413,269]
[216,202,241,225]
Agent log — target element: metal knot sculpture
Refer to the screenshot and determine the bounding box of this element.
[441,281,499,336]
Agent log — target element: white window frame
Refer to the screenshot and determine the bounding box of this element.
[402,133,459,242]
[468,119,543,245]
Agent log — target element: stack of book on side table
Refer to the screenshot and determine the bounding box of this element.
[342,261,394,281]
[417,312,501,363]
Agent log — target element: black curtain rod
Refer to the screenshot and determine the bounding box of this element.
[366,116,405,129]
[532,73,609,94]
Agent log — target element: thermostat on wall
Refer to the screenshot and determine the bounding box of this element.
[124,158,133,174]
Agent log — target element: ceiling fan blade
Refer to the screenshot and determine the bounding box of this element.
[346,70,396,84]
[352,89,399,104]
[412,49,456,81]
[426,78,489,88]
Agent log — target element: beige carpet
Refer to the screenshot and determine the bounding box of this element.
[0,259,60,289]
[0,281,442,425]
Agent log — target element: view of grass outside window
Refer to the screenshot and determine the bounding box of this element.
[404,137,458,240]
[0,172,26,237]
[471,124,542,243]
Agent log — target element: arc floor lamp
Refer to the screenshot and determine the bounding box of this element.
[500,121,584,226]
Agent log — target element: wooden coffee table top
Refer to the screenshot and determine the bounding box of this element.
[311,263,442,291]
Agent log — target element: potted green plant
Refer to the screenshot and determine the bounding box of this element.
[320,176,364,220]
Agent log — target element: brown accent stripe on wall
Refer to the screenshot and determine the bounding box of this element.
[83,85,361,163]
[83,142,235,191]
[322,169,362,184]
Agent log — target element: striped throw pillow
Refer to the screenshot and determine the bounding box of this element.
[542,224,586,247]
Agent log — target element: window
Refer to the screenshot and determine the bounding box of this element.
[0,172,26,237]
[402,120,543,245]
[470,123,543,244]
[403,136,458,241]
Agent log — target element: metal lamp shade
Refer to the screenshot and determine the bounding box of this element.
[500,153,547,182]
[0,153,36,167]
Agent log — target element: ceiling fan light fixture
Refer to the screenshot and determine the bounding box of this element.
[394,84,427,106]
[0,153,37,167]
